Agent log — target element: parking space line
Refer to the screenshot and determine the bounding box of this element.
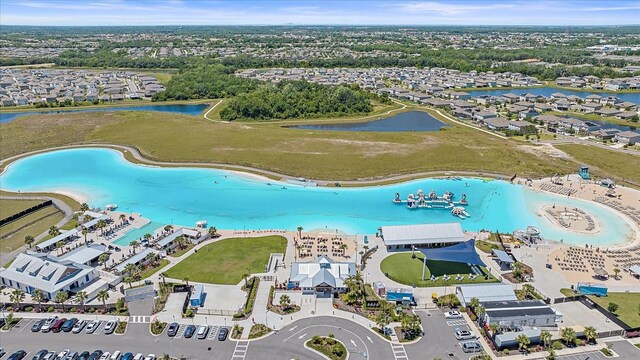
[19,319,35,332]
[232,340,250,360]
[207,326,219,340]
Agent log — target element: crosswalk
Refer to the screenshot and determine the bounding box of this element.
[446,319,467,326]
[129,316,150,323]
[232,340,249,360]
[390,343,408,360]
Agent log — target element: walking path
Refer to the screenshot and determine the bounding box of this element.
[202,99,225,121]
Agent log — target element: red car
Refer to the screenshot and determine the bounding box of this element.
[51,318,67,333]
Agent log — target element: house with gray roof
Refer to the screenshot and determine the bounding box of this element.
[289,256,356,297]
[0,252,98,300]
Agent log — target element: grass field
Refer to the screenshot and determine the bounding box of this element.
[0,206,64,252]
[0,191,82,212]
[0,199,43,219]
[379,253,498,287]
[165,236,287,285]
[589,292,640,327]
[555,144,640,185]
[0,107,586,181]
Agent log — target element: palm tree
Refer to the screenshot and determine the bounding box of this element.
[613,268,620,280]
[24,234,35,248]
[56,240,65,255]
[183,277,189,286]
[130,240,139,253]
[124,276,135,289]
[208,226,217,237]
[143,233,153,244]
[279,294,292,310]
[83,214,92,224]
[584,326,597,344]
[475,305,486,323]
[297,226,303,239]
[80,203,90,212]
[76,291,88,312]
[32,289,46,311]
[81,228,88,244]
[241,272,250,287]
[10,289,25,309]
[97,219,107,236]
[124,263,138,277]
[164,224,173,233]
[98,253,110,269]
[561,327,576,346]
[488,323,499,338]
[97,290,109,312]
[516,333,531,352]
[540,330,552,348]
[295,243,302,261]
[160,272,167,286]
[145,252,157,266]
[119,214,127,225]
[469,297,480,312]
[49,226,60,237]
[55,291,69,312]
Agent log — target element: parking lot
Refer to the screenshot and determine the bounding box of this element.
[556,350,609,360]
[1,317,236,360]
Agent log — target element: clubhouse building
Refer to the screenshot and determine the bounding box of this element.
[288,255,356,297]
[379,222,466,251]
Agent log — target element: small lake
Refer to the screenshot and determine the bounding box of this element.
[466,87,640,103]
[289,111,448,132]
[0,103,209,124]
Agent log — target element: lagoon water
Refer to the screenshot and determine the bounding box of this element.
[0,148,632,246]
[465,87,640,103]
[0,103,209,124]
[290,111,448,132]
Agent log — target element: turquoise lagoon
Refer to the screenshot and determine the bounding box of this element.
[0,148,633,246]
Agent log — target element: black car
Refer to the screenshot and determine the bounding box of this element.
[183,324,196,338]
[31,350,48,360]
[217,327,229,341]
[77,352,90,360]
[86,351,102,360]
[31,319,46,332]
[167,322,179,337]
[61,318,78,332]
[7,351,27,360]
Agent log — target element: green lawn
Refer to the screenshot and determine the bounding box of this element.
[475,240,503,254]
[560,288,577,297]
[589,292,640,327]
[0,206,64,253]
[165,236,287,285]
[380,253,498,287]
[0,199,43,219]
[555,144,640,186]
[139,259,170,280]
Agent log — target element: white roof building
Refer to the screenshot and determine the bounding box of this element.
[380,222,466,250]
[455,283,517,307]
[290,256,356,296]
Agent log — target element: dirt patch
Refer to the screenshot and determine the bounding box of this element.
[281,138,418,157]
[518,144,571,159]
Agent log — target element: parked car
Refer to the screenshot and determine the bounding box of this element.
[31,319,46,332]
[455,329,476,340]
[108,351,121,360]
[86,351,102,360]
[444,311,462,319]
[121,353,133,360]
[51,318,67,333]
[196,325,209,339]
[132,355,143,360]
[7,351,27,360]
[77,352,90,360]
[54,350,69,360]
[217,327,229,341]
[85,320,101,334]
[142,356,155,360]
[72,320,87,333]
[41,317,59,333]
[0,348,6,358]
[103,321,116,335]
[461,341,482,353]
[31,350,49,360]
[97,353,110,360]
[183,325,196,338]
[42,352,56,360]
[63,352,78,360]
[167,322,179,337]
[61,318,79,332]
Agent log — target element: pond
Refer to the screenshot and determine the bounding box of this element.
[289,111,448,132]
[0,147,633,246]
[0,103,209,124]
[465,87,640,103]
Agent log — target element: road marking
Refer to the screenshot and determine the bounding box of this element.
[298,333,307,339]
[128,315,150,323]
[207,326,220,340]
[232,340,249,360]
[282,324,370,359]
[366,336,373,343]
[350,339,357,347]
[446,320,467,326]
[390,343,408,360]
[19,319,34,332]
[288,326,297,332]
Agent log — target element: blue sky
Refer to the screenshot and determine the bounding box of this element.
[1,0,639,26]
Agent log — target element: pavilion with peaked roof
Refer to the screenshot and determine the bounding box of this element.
[289,255,356,297]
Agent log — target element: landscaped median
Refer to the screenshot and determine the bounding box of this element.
[305,335,347,360]
[248,323,271,339]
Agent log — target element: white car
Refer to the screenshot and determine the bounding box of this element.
[455,329,476,340]
[72,319,87,333]
[109,351,122,360]
[41,316,58,333]
[132,354,143,360]
[55,349,69,360]
[143,355,156,360]
[444,310,462,319]
[98,353,111,360]
[85,320,101,334]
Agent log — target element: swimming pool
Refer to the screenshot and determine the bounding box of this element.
[112,221,165,246]
[0,148,633,246]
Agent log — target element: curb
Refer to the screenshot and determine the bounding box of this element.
[303,338,350,360]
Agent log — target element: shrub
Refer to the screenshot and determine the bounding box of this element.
[48,306,54,312]
[70,308,77,313]
[115,321,127,334]
[600,347,613,356]
[503,349,510,355]
[575,339,584,346]
[150,319,167,335]
[552,341,563,350]
[25,306,33,312]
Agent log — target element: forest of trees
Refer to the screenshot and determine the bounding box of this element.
[219,80,374,121]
